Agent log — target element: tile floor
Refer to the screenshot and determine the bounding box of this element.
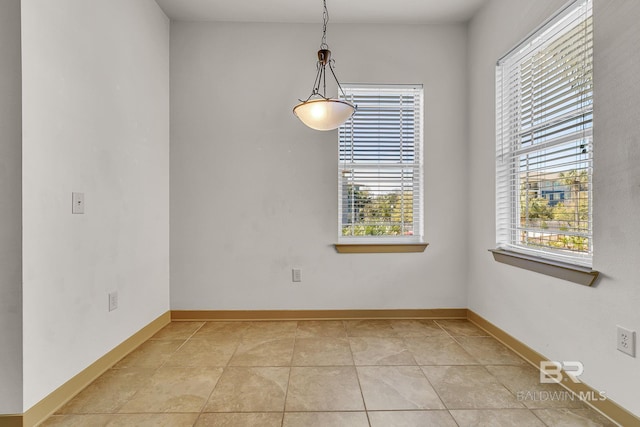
[42,319,618,426]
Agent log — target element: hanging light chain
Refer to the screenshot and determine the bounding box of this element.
[320,0,329,49]
[298,0,350,103]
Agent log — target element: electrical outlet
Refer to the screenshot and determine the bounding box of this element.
[109,292,118,312]
[292,268,302,282]
[617,326,635,357]
[72,192,85,214]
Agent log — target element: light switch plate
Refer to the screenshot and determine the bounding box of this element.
[72,192,85,214]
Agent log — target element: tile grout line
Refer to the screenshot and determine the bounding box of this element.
[443,325,541,412]
[412,349,456,425]
[279,321,300,427]
[433,320,567,423]
[194,321,247,425]
[530,407,554,427]
[415,320,511,425]
[106,321,209,419]
[345,320,373,427]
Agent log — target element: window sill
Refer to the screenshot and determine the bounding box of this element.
[335,243,429,254]
[489,249,599,286]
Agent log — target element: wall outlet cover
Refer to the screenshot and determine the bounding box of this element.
[109,292,118,312]
[617,325,636,357]
[72,192,85,214]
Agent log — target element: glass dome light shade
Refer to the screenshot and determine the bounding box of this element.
[293,98,356,131]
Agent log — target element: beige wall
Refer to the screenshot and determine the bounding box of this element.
[169,22,470,310]
[21,0,170,409]
[468,0,640,416]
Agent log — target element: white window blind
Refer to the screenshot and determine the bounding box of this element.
[338,84,423,242]
[496,0,593,266]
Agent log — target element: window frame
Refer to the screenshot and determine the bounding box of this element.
[337,83,424,245]
[495,0,594,269]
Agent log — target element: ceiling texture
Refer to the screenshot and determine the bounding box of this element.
[155,0,487,24]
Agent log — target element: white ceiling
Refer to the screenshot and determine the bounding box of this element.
[155,0,488,24]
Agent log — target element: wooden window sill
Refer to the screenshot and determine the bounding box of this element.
[335,243,429,253]
[489,249,599,286]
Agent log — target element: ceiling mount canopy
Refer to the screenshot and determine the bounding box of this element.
[293,0,356,131]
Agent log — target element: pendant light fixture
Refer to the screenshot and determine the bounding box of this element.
[293,0,356,131]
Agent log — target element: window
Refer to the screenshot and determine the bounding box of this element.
[338,84,423,243]
[496,0,593,267]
